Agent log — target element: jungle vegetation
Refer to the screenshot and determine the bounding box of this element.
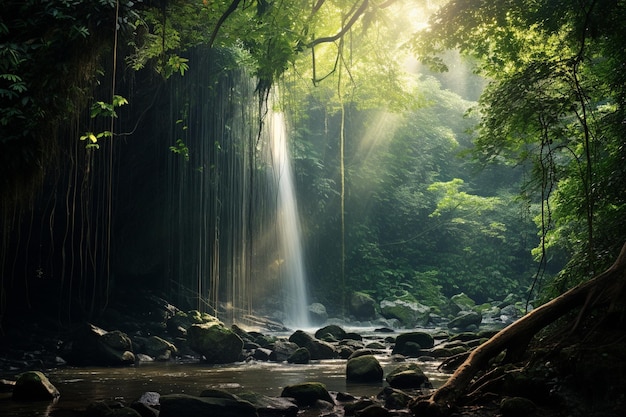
[0,0,624,330]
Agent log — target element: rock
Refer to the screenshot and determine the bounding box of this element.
[500,396,537,417]
[350,292,377,320]
[237,392,298,417]
[287,347,310,364]
[281,382,334,406]
[378,386,412,409]
[355,404,392,417]
[86,400,143,417]
[346,355,383,382]
[450,292,476,311]
[392,331,434,355]
[314,324,347,340]
[144,335,177,360]
[252,347,273,361]
[380,298,430,327]
[136,391,160,407]
[268,340,299,362]
[159,393,257,417]
[65,323,135,366]
[385,363,428,388]
[448,311,482,330]
[200,388,240,400]
[308,303,328,325]
[288,330,336,360]
[187,323,243,364]
[12,371,60,401]
[166,310,221,336]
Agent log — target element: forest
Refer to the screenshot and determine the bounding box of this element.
[1,0,625,416]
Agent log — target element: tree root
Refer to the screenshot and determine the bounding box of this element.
[410,242,626,417]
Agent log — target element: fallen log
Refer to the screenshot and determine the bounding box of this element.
[410,242,626,417]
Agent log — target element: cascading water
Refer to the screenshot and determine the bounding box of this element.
[268,110,310,328]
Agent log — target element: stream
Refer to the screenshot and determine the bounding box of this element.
[0,329,451,416]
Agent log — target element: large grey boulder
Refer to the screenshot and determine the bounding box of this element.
[346,355,383,382]
[308,303,328,325]
[12,371,60,401]
[380,299,430,327]
[187,323,243,363]
[349,292,377,320]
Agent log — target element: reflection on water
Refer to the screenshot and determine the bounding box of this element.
[0,356,448,416]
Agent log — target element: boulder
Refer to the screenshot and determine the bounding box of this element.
[86,400,143,417]
[346,355,383,382]
[288,330,336,360]
[159,393,257,417]
[500,396,537,417]
[287,347,310,364]
[65,323,135,366]
[349,292,377,320]
[314,324,346,340]
[268,340,299,362]
[450,292,476,311]
[448,311,482,331]
[237,392,298,417]
[187,323,243,363]
[308,303,328,325]
[392,331,434,356]
[12,371,60,401]
[379,386,412,409]
[280,382,334,406]
[385,363,428,388]
[380,299,430,327]
[144,336,177,360]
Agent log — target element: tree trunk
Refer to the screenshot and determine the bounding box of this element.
[411,242,626,417]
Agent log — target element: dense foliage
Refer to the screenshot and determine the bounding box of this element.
[409,0,626,296]
[2,0,623,323]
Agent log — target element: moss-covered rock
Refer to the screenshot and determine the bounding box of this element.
[280,382,334,406]
[346,355,383,382]
[12,371,60,401]
[385,363,429,388]
[380,298,430,328]
[187,323,243,363]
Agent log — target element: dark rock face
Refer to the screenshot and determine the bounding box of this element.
[12,371,60,401]
[159,393,257,417]
[346,355,383,382]
[187,323,243,364]
[280,382,334,407]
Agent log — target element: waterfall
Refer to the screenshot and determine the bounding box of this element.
[269,110,310,328]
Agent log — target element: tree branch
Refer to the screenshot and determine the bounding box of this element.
[208,0,243,48]
[307,0,369,47]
